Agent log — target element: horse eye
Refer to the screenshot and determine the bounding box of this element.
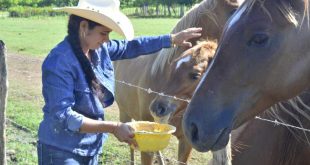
[248,33,269,47]
[189,73,201,80]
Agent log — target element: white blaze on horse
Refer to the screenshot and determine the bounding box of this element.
[183,0,310,154]
[114,0,241,164]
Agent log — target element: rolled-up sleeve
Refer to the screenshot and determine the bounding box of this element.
[42,53,83,132]
[107,34,172,61]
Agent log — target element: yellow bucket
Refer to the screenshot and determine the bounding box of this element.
[128,121,176,152]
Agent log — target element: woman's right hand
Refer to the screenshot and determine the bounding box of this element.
[113,122,137,147]
[171,27,202,47]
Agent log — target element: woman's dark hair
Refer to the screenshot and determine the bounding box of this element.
[67,14,105,104]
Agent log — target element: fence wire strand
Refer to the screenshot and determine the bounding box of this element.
[7,59,310,164]
[9,67,310,136]
[255,116,310,133]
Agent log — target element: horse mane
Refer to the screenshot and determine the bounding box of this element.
[268,93,310,144]
[151,0,218,76]
[243,0,309,27]
[262,92,310,164]
[301,0,309,27]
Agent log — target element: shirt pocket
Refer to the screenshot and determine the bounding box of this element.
[73,83,94,115]
[101,59,114,78]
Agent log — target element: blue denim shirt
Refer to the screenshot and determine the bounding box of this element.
[38,35,172,156]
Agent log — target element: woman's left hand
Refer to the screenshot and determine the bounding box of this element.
[113,122,138,147]
[171,27,202,47]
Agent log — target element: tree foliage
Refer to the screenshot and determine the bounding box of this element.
[0,0,202,9]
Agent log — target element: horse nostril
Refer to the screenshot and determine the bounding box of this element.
[156,104,166,116]
[190,122,199,142]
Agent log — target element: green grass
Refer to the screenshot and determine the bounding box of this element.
[7,94,43,132]
[0,11,9,17]
[7,122,37,165]
[0,16,66,57]
[0,16,178,57]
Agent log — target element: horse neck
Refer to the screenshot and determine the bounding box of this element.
[284,28,310,97]
[172,0,218,40]
[172,0,239,40]
[272,124,310,165]
[268,91,310,164]
[299,23,310,82]
[168,0,238,61]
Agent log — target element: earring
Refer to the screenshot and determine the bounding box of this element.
[80,31,86,39]
[83,31,86,38]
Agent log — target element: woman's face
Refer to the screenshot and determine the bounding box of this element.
[81,22,112,50]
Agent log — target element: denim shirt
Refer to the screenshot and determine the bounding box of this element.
[38,35,172,156]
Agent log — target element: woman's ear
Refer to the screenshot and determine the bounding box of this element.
[79,20,89,34]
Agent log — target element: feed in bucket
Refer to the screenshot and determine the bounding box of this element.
[128,121,176,152]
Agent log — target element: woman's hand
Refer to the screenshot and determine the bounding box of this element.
[113,122,137,147]
[171,27,202,47]
[79,119,137,146]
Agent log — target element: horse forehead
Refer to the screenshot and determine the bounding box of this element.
[227,3,247,30]
[227,0,277,30]
[176,55,192,70]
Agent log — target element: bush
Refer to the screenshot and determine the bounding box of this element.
[8,6,66,17]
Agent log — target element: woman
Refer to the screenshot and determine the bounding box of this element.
[37,0,202,164]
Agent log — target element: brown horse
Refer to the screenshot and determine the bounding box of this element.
[115,41,216,164]
[232,91,310,165]
[150,41,217,163]
[114,0,240,164]
[183,0,310,152]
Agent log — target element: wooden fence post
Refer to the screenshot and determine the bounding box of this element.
[0,40,8,165]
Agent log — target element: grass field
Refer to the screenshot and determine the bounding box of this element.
[0,16,178,57]
[1,16,212,164]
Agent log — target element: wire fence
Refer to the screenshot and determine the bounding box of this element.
[6,54,310,164]
[255,116,310,133]
[115,79,310,134]
[8,54,310,134]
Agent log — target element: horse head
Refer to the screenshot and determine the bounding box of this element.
[183,0,310,152]
[150,41,217,127]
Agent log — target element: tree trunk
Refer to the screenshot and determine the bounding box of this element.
[164,5,167,16]
[167,5,172,16]
[180,5,184,17]
[0,40,8,165]
[156,3,159,16]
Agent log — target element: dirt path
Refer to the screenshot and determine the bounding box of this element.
[7,52,120,111]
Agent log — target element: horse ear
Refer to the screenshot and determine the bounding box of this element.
[173,51,193,63]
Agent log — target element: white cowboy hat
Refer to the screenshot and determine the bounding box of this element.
[54,0,134,40]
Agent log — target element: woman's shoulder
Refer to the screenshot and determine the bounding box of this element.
[51,38,73,57]
[43,39,78,70]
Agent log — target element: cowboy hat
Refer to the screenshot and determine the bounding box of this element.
[54,0,134,40]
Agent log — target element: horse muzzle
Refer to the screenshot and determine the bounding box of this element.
[149,98,177,123]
